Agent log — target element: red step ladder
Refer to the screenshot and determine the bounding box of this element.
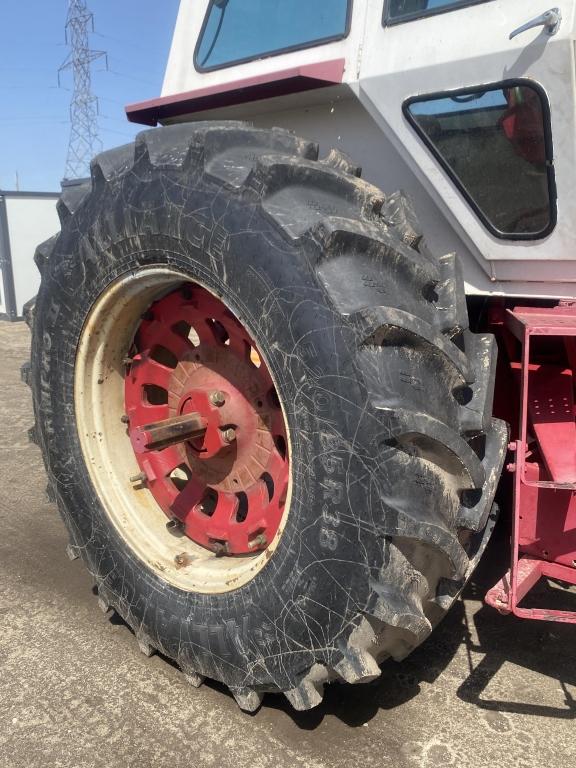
[485,305,576,623]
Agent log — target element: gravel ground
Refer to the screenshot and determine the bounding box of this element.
[1,319,575,768]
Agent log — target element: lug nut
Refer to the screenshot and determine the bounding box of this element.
[130,471,147,484]
[120,414,130,424]
[222,427,236,443]
[166,518,184,535]
[209,391,226,407]
[122,357,133,367]
[174,552,191,568]
[212,541,229,556]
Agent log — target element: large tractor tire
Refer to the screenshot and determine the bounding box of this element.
[24,122,507,711]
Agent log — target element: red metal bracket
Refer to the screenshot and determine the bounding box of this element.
[126,59,346,126]
[485,305,576,622]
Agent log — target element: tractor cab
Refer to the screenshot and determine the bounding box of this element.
[128,0,576,300]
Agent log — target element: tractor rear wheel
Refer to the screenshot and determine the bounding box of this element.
[25,122,507,711]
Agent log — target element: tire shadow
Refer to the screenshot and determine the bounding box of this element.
[89,504,576,728]
[265,513,576,728]
[264,591,470,729]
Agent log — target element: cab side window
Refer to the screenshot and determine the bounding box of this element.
[385,0,492,25]
[405,83,555,239]
[196,0,351,72]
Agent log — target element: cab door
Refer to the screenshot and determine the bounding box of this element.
[359,0,576,293]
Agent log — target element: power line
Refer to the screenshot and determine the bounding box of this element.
[106,67,159,88]
[59,1,107,180]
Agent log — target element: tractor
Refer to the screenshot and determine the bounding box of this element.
[23,0,576,712]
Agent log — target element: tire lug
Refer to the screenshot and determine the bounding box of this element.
[230,687,263,713]
[209,390,226,407]
[97,596,110,614]
[137,635,155,657]
[184,670,204,688]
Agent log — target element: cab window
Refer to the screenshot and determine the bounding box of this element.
[404,83,556,239]
[195,0,351,72]
[385,0,492,25]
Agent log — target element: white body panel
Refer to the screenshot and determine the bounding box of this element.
[161,0,576,298]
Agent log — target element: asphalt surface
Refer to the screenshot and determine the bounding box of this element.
[1,319,575,768]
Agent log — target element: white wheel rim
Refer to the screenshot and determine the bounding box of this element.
[74,267,292,593]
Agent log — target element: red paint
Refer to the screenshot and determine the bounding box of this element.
[486,557,576,623]
[501,86,546,167]
[124,284,289,555]
[485,304,576,622]
[525,364,576,484]
[126,59,346,126]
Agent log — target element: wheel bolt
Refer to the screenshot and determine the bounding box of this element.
[120,414,130,424]
[222,427,236,443]
[249,534,267,550]
[130,471,147,484]
[122,357,133,367]
[209,391,226,407]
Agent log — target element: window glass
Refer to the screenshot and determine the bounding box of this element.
[196,0,350,72]
[405,84,554,238]
[386,0,491,24]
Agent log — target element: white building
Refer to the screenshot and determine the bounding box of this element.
[0,190,59,320]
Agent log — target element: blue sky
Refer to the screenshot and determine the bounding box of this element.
[0,1,180,192]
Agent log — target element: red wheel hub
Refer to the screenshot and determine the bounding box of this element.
[124,284,289,555]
